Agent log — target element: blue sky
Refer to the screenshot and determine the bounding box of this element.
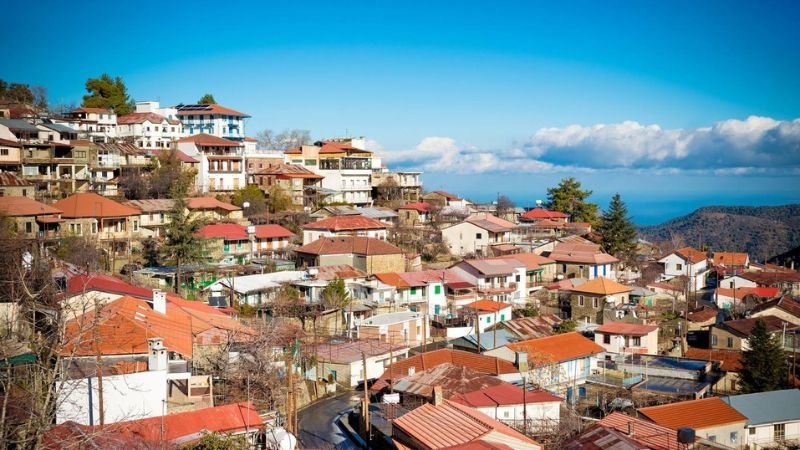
[3,0,800,223]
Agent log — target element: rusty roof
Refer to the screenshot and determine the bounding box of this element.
[393,363,506,398]
[392,399,540,449]
[0,172,30,186]
[255,161,323,178]
[549,242,619,265]
[566,425,650,450]
[373,348,518,392]
[303,214,387,231]
[595,322,658,336]
[122,198,174,212]
[717,315,795,337]
[639,397,747,430]
[496,314,561,340]
[450,383,561,408]
[740,271,800,284]
[506,332,604,364]
[598,412,689,450]
[176,133,243,147]
[314,340,408,364]
[684,348,743,372]
[750,295,800,318]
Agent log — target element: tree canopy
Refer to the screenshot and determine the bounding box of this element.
[256,128,312,151]
[231,184,267,218]
[267,184,293,213]
[198,93,216,104]
[545,177,599,225]
[598,193,638,259]
[739,318,790,393]
[82,74,134,115]
[0,79,47,110]
[161,188,206,293]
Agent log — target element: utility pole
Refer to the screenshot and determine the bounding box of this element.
[475,309,481,354]
[92,301,105,428]
[522,376,528,435]
[362,352,370,441]
[286,353,294,435]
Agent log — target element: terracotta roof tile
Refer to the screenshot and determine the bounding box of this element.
[151,149,199,163]
[465,299,512,313]
[0,196,61,216]
[296,236,402,256]
[117,111,179,125]
[549,242,619,265]
[450,384,561,408]
[399,202,432,213]
[520,207,568,221]
[186,196,241,211]
[254,224,294,239]
[718,315,795,337]
[506,332,604,364]
[0,173,31,186]
[740,271,800,284]
[497,253,556,271]
[497,315,561,339]
[175,103,249,117]
[176,133,243,147]
[713,252,749,266]
[684,348,743,372]
[569,277,632,295]
[598,412,688,450]
[303,215,387,231]
[196,223,248,240]
[639,397,747,430]
[53,192,140,218]
[674,247,707,264]
[750,295,800,318]
[71,107,111,114]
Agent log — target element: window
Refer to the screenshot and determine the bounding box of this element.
[0,149,8,155]
[516,274,521,282]
[749,427,756,435]
[632,336,641,346]
[775,423,785,441]
[25,222,32,233]
[410,287,417,296]
[578,295,584,307]
[476,233,482,239]
[304,159,317,166]
[676,263,683,271]
[593,297,599,308]
[434,285,441,295]
[712,334,718,346]
[603,334,610,344]
[730,432,737,444]
[727,337,734,348]
[708,435,716,443]
[486,316,491,324]
[91,222,97,234]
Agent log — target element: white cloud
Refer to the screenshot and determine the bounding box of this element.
[380,116,800,174]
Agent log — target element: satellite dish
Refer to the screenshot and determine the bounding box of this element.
[242,201,250,209]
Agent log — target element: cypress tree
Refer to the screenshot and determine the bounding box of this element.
[598,193,638,259]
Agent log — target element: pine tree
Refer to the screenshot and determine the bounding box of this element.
[161,189,206,293]
[82,73,135,115]
[739,318,790,393]
[598,193,638,259]
[321,278,351,334]
[198,93,216,104]
[545,177,599,225]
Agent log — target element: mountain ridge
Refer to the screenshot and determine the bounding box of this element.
[638,204,800,260]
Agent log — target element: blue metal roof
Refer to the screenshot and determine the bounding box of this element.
[723,389,800,426]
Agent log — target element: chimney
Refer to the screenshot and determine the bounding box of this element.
[152,289,166,314]
[515,351,529,372]
[408,366,416,376]
[432,385,443,406]
[147,338,168,371]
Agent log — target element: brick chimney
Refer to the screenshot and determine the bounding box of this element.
[432,385,443,406]
[152,289,166,314]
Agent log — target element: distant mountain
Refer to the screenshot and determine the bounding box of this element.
[639,205,800,260]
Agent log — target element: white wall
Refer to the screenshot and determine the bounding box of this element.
[57,369,166,425]
[442,221,490,256]
[746,421,800,447]
[303,228,386,245]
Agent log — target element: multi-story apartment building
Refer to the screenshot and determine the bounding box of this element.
[371,169,423,203]
[251,161,324,210]
[175,104,249,141]
[117,102,182,150]
[176,134,246,193]
[60,107,118,143]
[286,139,374,206]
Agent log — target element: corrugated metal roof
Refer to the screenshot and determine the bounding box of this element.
[598,412,688,450]
[639,397,747,430]
[723,389,800,426]
[0,119,40,132]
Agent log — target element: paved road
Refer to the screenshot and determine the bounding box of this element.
[297,391,361,449]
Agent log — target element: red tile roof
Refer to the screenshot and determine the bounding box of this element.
[176,133,243,147]
[186,196,241,211]
[570,277,632,295]
[175,103,249,117]
[399,202,432,213]
[450,384,561,408]
[750,295,800,318]
[740,271,800,284]
[71,107,111,114]
[303,215,387,231]
[392,400,540,449]
[673,247,707,264]
[0,137,22,147]
[684,348,743,372]
[548,242,619,265]
[506,332,604,364]
[0,196,61,217]
[465,299,512,313]
[318,141,372,154]
[519,207,568,221]
[255,161,323,178]
[53,192,140,218]
[713,251,749,266]
[117,111,179,125]
[66,273,154,299]
[465,213,516,233]
[63,296,194,358]
[639,397,747,430]
[373,348,518,392]
[196,223,248,240]
[429,190,462,201]
[497,253,556,271]
[597,412,689,450]
[686,306,718,323]
[254,224,294,239]
[595,322,658,336]
[296,236,402,256]
[718,315,795,337]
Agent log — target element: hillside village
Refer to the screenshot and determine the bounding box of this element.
[1,89,800,449]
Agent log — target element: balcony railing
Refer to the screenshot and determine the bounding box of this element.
[477,282,517,294]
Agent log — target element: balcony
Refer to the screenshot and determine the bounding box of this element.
[478,282,517,294]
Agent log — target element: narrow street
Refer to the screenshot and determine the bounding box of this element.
[297,391,362,449]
